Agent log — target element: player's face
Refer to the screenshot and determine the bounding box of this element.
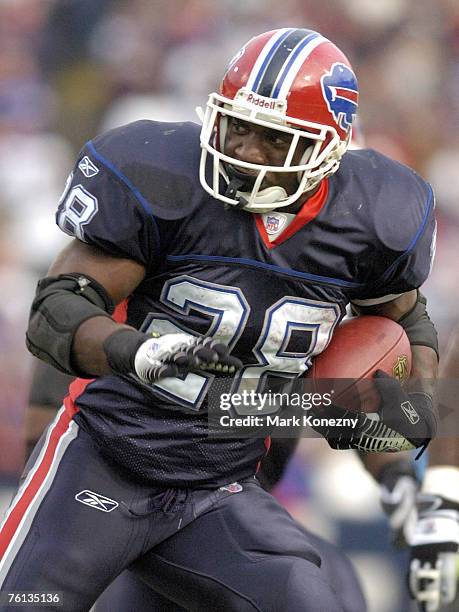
[223,118,311,196]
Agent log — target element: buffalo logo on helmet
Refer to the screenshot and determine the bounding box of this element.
[320,62,358,133]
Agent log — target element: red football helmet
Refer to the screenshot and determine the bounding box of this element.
[198,28,359,212]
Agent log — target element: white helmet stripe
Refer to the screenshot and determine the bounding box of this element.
[275,35,328,99]
[245,28,294,91]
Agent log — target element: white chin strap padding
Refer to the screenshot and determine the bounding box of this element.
[238,185,288,207]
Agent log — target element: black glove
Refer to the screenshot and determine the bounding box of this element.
[104,329,242,384]
[133,333,242,383]
[308,371,436,453]
[373,370,437,451]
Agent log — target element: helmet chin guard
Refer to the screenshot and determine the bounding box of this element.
[197,28,358,213]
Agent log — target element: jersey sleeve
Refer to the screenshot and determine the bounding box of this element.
[56,143,160,271]
[352,181,437,306]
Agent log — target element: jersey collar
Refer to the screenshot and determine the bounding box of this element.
[255,179,329,249]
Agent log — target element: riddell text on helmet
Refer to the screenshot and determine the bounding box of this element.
[246,93,276,109]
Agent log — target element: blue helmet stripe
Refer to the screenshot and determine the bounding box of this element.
[255,29,315,98]
[251,29,294,93]
[271,31,321,98]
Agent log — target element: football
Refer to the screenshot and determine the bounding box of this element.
[306,315,412,413]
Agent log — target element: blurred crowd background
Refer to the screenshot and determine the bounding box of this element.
[1,1,458,611]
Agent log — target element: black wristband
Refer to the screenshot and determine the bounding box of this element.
[103,328,149,375]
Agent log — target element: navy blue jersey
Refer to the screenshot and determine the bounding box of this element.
[56,120,436,486]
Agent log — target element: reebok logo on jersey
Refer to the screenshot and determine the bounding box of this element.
[400,401,420,425]
[78,156,99,178]
[75,490,119,512]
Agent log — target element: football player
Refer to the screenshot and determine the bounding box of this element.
[24,362,366,612]
[1,28,439,611]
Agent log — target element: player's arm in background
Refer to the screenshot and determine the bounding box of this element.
[406,324,459,612]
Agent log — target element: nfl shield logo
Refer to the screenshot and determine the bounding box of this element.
[266,215,280,232]
[264,213,287,235]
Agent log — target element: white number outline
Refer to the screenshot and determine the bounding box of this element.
[231,297,341,414]
[57,184,99,241]
[143,276,250,410]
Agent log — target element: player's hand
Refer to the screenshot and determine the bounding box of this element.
[378,460,420,547]
[373,370,437,452]
[309,405,414,452]
[310,371,437,453]
[134,333,242,384]
[408,493,459,612]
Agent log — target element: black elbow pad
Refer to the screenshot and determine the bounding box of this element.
[398,291,439,357]
[26,274,115,376]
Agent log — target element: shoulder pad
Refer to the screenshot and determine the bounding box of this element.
[339,149,433,252]
[88,120,204,220]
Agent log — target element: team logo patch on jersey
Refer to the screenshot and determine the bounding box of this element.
[392,355,409,382]
[78,156,99,178]
[75,490,119,512]
[265,213,287,235]
[321,63,358,132]
[219,482,243,493]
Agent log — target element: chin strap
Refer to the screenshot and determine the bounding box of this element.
[224,176,250,209]
[224,165,254,209]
